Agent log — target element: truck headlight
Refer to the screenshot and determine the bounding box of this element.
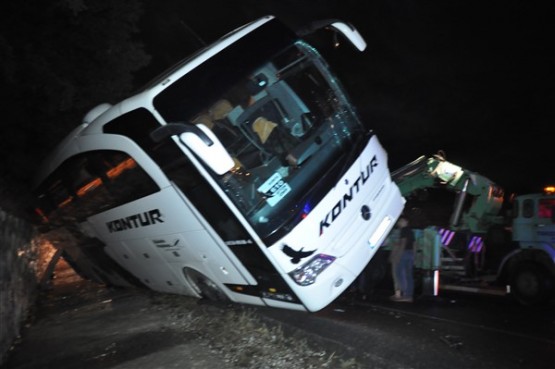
[289,254,336,286]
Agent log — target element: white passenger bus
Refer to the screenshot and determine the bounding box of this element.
[33,15,405,312]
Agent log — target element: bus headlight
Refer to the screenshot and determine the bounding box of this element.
[289,254,336,286]
[369,215,393,247]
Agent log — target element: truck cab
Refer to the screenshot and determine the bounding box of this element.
[507,190,555,304]
[512,192,555,250]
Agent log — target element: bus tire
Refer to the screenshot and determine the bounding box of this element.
[510,262,553,306]
[183,268,229,302]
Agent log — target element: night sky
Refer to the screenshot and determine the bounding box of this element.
[138,1,555,196]
[2,1,553,201]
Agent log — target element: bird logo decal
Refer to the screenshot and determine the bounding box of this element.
[282,245,316,264]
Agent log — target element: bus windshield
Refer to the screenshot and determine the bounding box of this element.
[159,41,366,243]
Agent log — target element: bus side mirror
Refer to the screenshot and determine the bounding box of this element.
[296,20,367,52]
[150,123,235,175]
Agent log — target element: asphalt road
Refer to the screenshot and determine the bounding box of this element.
[257,289,555,369]
[3,262,554,369]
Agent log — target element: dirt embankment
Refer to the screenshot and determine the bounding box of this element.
[4,260,362,369]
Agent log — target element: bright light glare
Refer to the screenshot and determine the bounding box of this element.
[434,270,439,296]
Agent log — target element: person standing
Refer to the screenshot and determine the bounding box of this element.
[387,226,402,299]
[390,216,415,302]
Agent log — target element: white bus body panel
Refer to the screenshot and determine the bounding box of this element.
[87,186,261,302]
[75,133,403,312]
[265,136,405,312]
[72,134,264,304]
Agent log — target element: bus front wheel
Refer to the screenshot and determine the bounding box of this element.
[183,268,229,302]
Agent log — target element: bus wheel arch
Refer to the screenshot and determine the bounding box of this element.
[183,267,229,302]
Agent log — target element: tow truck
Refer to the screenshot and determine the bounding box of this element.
[384,152,555,305]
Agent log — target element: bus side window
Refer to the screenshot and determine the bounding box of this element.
[104,108,183,168]
[36,150,159,224]
[34,160,82,225]
[66,155,111,221]
[35,177,74,225]
[97,151,159,207]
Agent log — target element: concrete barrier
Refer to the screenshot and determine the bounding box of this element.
[0,208,39,365]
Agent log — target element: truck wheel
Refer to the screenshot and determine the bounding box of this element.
[510,263,553,306]
[183,268,229,302]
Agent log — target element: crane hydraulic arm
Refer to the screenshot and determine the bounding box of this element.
[391,152,505,234]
